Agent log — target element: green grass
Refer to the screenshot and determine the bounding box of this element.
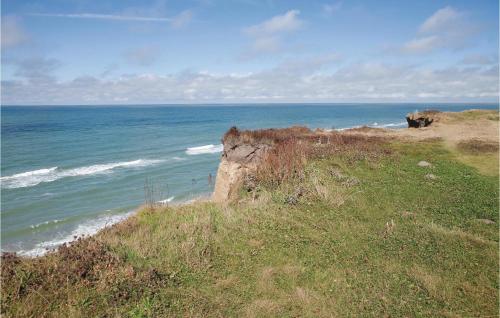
[2,140,498,317]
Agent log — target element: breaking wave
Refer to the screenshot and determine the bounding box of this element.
[157,196,175,204]
[186,144,223,155]
[30,219,64,229]
[1,159,164,189]
[18,211,134,257]
[370,121,407,128]
[333,121,407,131]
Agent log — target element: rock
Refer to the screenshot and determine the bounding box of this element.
[285,195,299,205]
[476,219,495,225]
[382,219,396,237]
[425,173,437,180]
[341,177,360,187]
[212,159,245,202]
[328,168,345,181]
[284,187,305,205]
[224,143,271,164]
[417,161,432,167]
[328,168,360,187]
[406,112,434,128]
[243,174,257,191]
[212,128,273,202]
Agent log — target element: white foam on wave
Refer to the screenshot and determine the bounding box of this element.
[157,196,175,204]
[30,219,63,229]
[333,121,407,131]
[19,211,135,257]
[334,125,362,131]
[378,122,407,128]
[186,144,223,155]
[1,159,164,189]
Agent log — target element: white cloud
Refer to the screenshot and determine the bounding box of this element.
[401,6,473,54]
[244,10,303,35]
[2,59,497,104]
[1,16,29,48]
[242,10,304,58]
[28,13,172,22]
[419,6,462,34]
[170,10,193,29]
[401,36,439,54]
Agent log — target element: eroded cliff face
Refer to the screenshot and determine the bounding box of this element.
[212,132,271,202]
[212,125,318,202]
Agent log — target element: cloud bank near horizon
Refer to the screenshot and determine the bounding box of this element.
[3,57,497,105]
[1,1,498,105]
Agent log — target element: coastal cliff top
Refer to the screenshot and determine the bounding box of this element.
[2,109,499,317]
[343,109,499,145]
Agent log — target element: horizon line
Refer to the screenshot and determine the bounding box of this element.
[2,101,499,107]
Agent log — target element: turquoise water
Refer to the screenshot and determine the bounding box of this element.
[1,103,497,256]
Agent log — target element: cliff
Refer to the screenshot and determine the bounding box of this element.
[212,126,316,202]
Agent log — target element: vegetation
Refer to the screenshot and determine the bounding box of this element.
[2,131,498,317]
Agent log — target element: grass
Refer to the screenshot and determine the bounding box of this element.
[448,139,500,177]
[444,109,499,123]
[2,137,498,317]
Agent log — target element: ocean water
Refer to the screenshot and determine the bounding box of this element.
[1,103,497,256]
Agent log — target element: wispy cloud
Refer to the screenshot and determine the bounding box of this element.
[242,10,304,58]
[401,6,474,54]
[418,6,462,34]
[244,10,303,36]
[28,13,172,22]
[401,35,440,54]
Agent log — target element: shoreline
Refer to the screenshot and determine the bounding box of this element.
[11,193,213,258]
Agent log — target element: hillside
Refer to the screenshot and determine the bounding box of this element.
[2,110,499,317]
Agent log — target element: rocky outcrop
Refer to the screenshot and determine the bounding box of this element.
[406,112,434,128]
[212,128,272,202]
[212,159,246,202]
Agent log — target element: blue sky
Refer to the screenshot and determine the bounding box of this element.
[1,0,498,104]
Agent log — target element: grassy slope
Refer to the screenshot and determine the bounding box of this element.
[2,140,498,317]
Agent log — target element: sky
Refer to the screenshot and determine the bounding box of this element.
[1,0,498,105]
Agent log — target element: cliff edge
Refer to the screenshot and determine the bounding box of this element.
[212,127,273,202]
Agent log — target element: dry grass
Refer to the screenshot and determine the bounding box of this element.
[226,125,388,186]
[457,138,499,154]
[223,126,313,145]
[451,138,499,176]
[1,236,174,317]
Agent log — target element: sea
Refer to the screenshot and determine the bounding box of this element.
[1,103,498,256]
